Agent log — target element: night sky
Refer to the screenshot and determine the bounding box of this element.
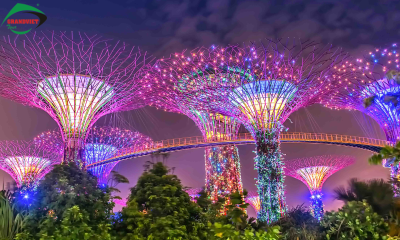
[0,0,399,216]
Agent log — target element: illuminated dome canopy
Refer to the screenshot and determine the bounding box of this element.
[296,166,332,192]
[231,80,298,129]
[4,156,51,186]
[0,140,62,187]
[37,75,114,139]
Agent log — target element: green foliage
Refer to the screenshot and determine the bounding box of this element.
[334,178,394,216]
[321,201,389,240]
[0,190,24,240]
[273,205,323,240]
[208,222,281,240]
[18,163,114,239]
[369,142,400,166]
[116,162,207,239]
[31,205,111,240]
[206,190,281,239]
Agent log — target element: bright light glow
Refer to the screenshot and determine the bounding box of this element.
[37,75,114,138]
[232,80,297,129]
[4,156,51,186]
[296,166,331,191]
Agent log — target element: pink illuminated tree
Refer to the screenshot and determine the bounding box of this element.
[185,188,202,202]
[285,155,355,220]
[320,44,400,193]
[84,126,153,185]
[245,191,261,214]
[0,31,157,165]
[151,40,346,222]
[0,140,62,188]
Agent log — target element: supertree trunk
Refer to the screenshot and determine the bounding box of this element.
[310,190,324,221]
[64,138,84,167]
[205,144,243,213]
[254,130,286,223]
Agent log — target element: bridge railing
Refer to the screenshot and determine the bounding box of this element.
[87,132,390,168]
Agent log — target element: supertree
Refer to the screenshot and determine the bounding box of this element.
[320,44,400,192]
[245,191,260,214]
[151,40,345,222]
[84,126,153,185]
[147,65,243,213]
[285,155,355,220]
[185,188,202,202]
[0,140,62,188]
[0,31,156,165]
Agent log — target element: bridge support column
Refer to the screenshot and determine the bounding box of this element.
[205,144,243,214]
[254,129,286,223]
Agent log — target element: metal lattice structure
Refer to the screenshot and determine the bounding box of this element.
[245,191,261,213]
[321,43,400,191]
[0,140,62,187]
[84,126,153,185]
[0,31,156,165]
[285,155,355,220]
[150,40,346,222]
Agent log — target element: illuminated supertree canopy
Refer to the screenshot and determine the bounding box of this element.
[84,126,153,185]
[151,40,346,222]
[285,155,355,221]
[245,191,260,214]
[147,64,244,213]
[0,140,62,188]
[185,188,202,202]
[320,43,400,190]
[0,31,157,165]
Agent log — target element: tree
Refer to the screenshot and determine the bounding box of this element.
[272,205,323,240]
[32,205,112,240]
[0,190,24,239]
[321,201,389,240]
[116,162,208,239]
[17,163,114,239]
[206,191,281,240]
[369,142,400,167]
[334,178,394,216]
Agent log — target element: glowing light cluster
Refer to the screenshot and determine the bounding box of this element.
[185,188,202,202]
[149,40,346,223]
[34,130,64,154]
[0,31,159,164]
[245,191,261,213]
[0,140,62,187]
[321,43,400,191]
[84,126,153,185]
[285,155,354,220]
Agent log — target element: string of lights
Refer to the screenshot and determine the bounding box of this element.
[285,155,355,220]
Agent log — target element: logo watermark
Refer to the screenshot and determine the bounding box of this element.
[1,3,47,35]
